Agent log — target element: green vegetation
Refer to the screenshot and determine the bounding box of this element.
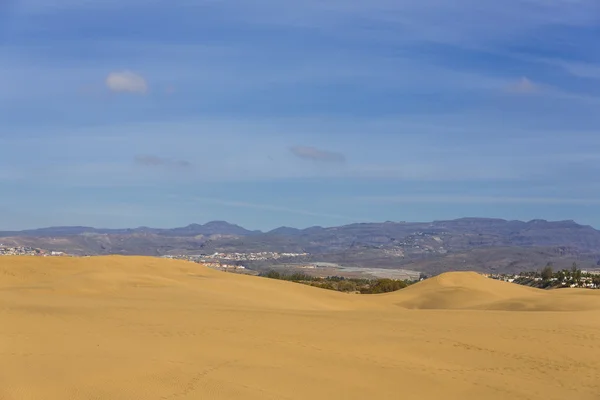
[259,270,414,294]
[541,263,553,281]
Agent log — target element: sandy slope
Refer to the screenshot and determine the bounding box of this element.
[1,256,599,400]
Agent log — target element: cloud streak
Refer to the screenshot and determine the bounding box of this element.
[358,195,600,206]
[134,155,191,168]
[290,146,346,163]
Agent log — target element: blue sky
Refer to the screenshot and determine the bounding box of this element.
[1,0,600,230]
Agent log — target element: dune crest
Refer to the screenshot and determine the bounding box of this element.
[1,256,600,400]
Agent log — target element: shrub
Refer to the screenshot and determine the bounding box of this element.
[261,270,282,280]
[360,278,408,294]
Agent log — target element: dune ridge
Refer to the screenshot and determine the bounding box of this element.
[1,256,600,399]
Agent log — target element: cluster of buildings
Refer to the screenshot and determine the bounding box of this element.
[160,254,258,275]
[0,246,67,257]
[162,251,310,273]
[486,271,600,289]
[202,251,309,261]
[201,262,252,273]
[0,246,41,256]
[162,251,308,264]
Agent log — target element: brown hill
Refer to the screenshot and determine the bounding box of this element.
[1,256,600,399]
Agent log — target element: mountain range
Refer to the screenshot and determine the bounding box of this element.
[2,218,600,274]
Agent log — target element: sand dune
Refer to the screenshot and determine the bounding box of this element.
[380,271,542,310]
[1,256,600,399]
[382,271,600,311]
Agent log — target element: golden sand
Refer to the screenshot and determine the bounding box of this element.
[1,256,599,399]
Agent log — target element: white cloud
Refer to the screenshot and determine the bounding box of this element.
[105,71,148,94]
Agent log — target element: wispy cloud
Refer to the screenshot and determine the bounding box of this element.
[290,146,346,163]
[553,61,600,80]
[208,0,599,47]
[134,155,191,168]
[498,74,600,103]
[358,195,600,205]
[106,71,148,94]
[505,77,540,94]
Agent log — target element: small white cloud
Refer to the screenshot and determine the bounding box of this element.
[105,71,148,94]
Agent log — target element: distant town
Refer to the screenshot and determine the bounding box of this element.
[160,252,309,274]
[0,246,66,257]
[487,264,600,289]
[162,251,307,263]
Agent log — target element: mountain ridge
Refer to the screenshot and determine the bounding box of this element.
[2,217,596,238]
[0,220,258,237]
[2,218,600,274]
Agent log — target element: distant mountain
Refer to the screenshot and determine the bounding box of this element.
[0,226,109,237]
[3,218,600,274]
[266,226,302,236]
[0,221,258,238]
[160,221,259,237]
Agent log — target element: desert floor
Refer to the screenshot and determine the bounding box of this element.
[1,256,599,399]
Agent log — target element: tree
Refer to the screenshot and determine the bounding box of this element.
[541,264,553,281]
[572,262,582,282]
[337,280,357,292]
